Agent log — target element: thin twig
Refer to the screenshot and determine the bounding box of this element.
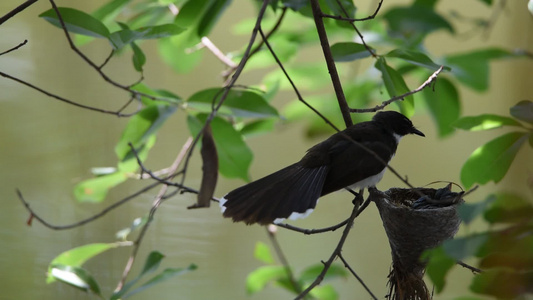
[322,0,383,22]
[0,0,39,25]
[201,37,237,69]
[338,253,378,300]
[0,71,137,116]
[266,225,303,294]
[310,0,352,128]
[350,66,445,113]
[457,261,483,274]
[16,183,161,230]
[0,40,28,56]
[115,137,195,291]
[295,197,371,299]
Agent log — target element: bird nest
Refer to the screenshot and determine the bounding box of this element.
[371,186,464,300]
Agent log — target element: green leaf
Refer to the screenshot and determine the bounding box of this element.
[197,0,232,37]
[299,263,347,283]
[453,114,523,131]
[240,119,276,137]
[330,42,373,62]
[140,251,165,276]
[510,100,533,124]
[131,42,146,72]
[458,194,496,224]
[92,0,132,21]
[187,88,278,118]
[73,171,128,202]
[123,265,197,298]
[461,132,530,189]
[130,83,182,106]
[470,269,533,299]
[49,264,101,295]
[424,247,456,293]
[483,193,533,224]
[246,265,288,294]
[383,5,454,37]
[309,284,339,300]
[422,77,460,137]
[385,49,449,72]
[445,48,512,91]
[115,104,177,160]
[375,57,414,117]
[117,134,156,173]
[39,7,110,38]
[187,114,253,180]
[254,242,275,264]
[442,234,488,261]
[109,24,185,50]
[47,243,118,283]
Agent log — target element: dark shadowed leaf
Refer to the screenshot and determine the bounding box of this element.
[187,114,253,181]
[458,194,496,224]
[510,100,533,124]
[73,171,128,202]
[187,88,278,118]
[445,48,512,91]
[422,77,460,137]
[453,114,523,131]
[246,265,288,294]
[240,119,276,137]
[483,193,533,224]
[461,132,530,189]
[192,125,218,208]
[470,269,533,299]
[386,49,449,71]
[123,265,197,298]
[424,247,456,293]
[50,264,101,295]
[40,7,110,38]
[442,234,488,261]
[197,0,231,37]
[375,57,414,117]
[330,42,373,62]
[131,42,146,72]
[383,5,453,36]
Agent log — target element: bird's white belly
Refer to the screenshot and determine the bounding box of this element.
[347,167,387,189]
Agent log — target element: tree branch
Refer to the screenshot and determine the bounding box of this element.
[0,0,40,25]
[350,66,445,113]
[309,0,352,128]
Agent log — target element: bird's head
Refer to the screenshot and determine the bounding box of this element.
[373,111,425,139]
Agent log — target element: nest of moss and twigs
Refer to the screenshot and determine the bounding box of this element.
[369,184,465,300]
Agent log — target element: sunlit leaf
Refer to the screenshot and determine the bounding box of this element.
[117,135,156,173]
[331,42,373,62]
[510,100,533,124]
[453,114,523,131]
[246,265,288,294]
[73,171,128,202]
[309,284,338,300]
[424,247,457,293]
[254,242,274,264]
[50,264,101,295]
[187,88,278,118]
[187,114,253,180]
[386,49,449,72]
[461,132,530,189]
[40,7,110,38]
[299,263,347,283]
[375,57,414,117]
[47,243,118,283]
[422,76,460,137]
[115,104,177,160]
[92,0,132,21]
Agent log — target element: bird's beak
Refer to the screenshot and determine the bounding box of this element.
[411,128,425,137]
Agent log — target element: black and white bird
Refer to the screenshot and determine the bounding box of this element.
[219,111,424,225]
